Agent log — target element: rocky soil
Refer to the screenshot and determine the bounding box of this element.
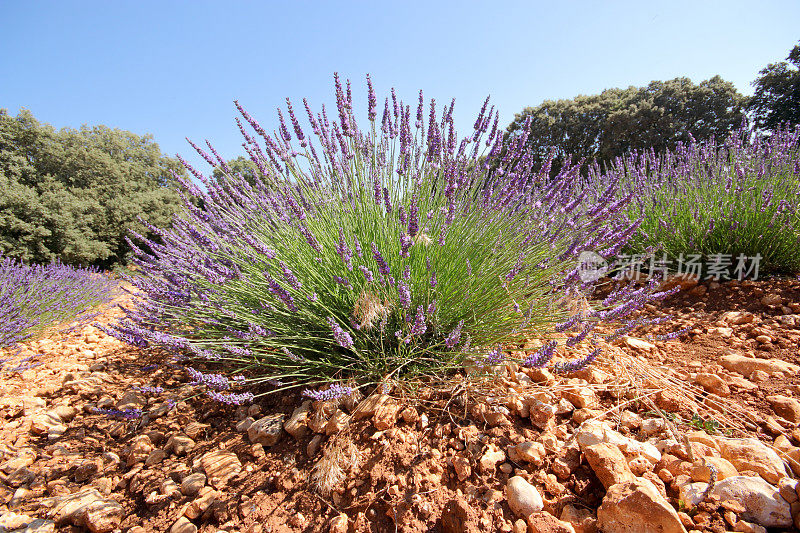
[2,277,800,533]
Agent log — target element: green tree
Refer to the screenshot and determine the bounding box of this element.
[211,155,262,185]
[0,108,184,267]
[749,41,800,131]
[506,76,746,175]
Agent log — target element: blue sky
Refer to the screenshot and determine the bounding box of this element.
[1,1,798,170]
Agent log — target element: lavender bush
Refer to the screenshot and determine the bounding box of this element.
[614,125,800,274]
[0,255,115,348]
[108,75,667,399]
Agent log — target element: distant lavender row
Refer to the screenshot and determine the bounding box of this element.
[0,255,115,348]
[107,74,672,399]
[612,124,800,274]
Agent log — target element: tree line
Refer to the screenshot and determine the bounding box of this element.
[1,41,797,267]
[505,40,800,176]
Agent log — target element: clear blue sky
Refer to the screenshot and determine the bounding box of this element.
[2,1,798,170]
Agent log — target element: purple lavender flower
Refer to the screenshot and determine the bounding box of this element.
[397,282,411,309]
[410,306,427,336]
[328,317,354,348]
[187,367,230,390]
[282,347,304,361]
[358,265,375,282]
[523,341,557,368]
[400,233,413,257]
[484,346,504,365]
[135,385,165,394]
[371,242,391,275]
[333,275,353,290]
[302,383,353,401]
[445,320,464,348]
[366,73,377,122]
[408,194,419,237]
[207,390,255,405]
[279,261,302,289]
[336,228,353,270]
[554,348,601,373]
[93,407,144,420]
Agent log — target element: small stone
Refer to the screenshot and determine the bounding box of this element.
[372,401,400,430]
[325,409,349,435]
[509,441,546,467]
[441,498,471,533]
[452,456,471,481]
[200,450,241,489]
[0,512,34,530]
[145,449,166,466]
[81,499,124,533]
[624,337,656,353]
[584,443,636,489]
[17,519,56,533]
[248,414,286,447]
[693,373,730,397]
[512,519,528,533]
[50,405,78,422]
[710,476,792,528]
[235,416,255,432]
[597,478,685,533]
[165,434,195,456]
[479,444,506,473]
[283,401,312,439]
[766,395,800,423]
[506,475,543,518]
[352,394,389,420]
[328,512,349,533]
[563,386,598,409]
[171,516,198,533]
[526,511,576,533]
[778,478,798,503]
[181,473,207,497]
[721,353,799,377]
[716,437,787,484]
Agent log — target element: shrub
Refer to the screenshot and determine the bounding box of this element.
[615,125,800,276]
[506,76,746,177]
[0,255,115,348]
[0,108,185,268]
[109,75,669,401]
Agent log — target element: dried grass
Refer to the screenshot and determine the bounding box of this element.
[310,435,360,496]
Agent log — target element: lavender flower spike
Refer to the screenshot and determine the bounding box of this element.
[302,383,354,401]
[328,317,354,348]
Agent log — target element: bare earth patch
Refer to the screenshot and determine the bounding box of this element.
[1,277,800,533]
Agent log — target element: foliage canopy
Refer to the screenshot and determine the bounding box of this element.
[749,41,800,131]
[506,76,746,175]
[0,108,184,267]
